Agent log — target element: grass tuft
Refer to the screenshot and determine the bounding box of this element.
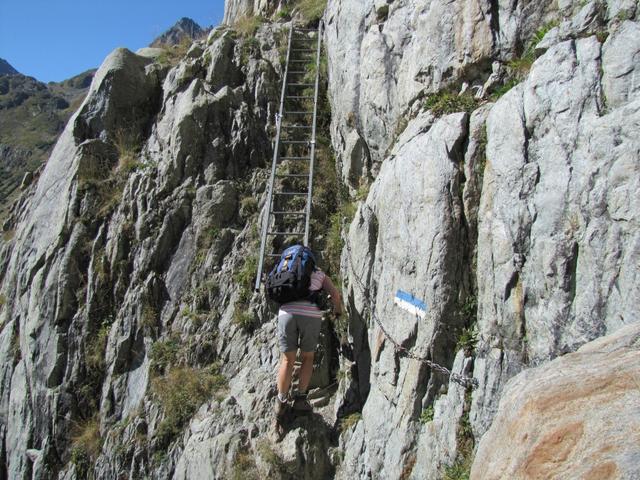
[339,412,362,432]
[297,0,327,24]
[70,415,102,476]
[419,405,435,424]
[425,90,479,117]
[234,15,265,38]
[151,364,227,447]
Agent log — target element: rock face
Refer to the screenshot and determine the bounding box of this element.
[471,322,640,480]
[327,0,640,478]
[0,1,639,479]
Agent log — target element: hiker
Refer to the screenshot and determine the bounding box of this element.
[266,245,343,416]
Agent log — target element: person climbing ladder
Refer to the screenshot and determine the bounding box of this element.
[266,245,343,418]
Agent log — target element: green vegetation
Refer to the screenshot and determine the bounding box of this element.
[505,21,559,81]
[297,0,327,24]
[234,15,265,37]
[456,294,479,356]
[113,129,143,173]
[339,412,362,432]
[376,5,390,22]
[77,126,144,221]
[443,456,473,480]
[456,326,478,355]
[80,322,111,412]
[275,7,292,21]
[355,182,370,202]
[151,364,227,447]
[86,322,110,373]
[234,254,258,304]
[425,90,479,117]
[156,37,194,67]
[420,405,435,424]
[489,78,519,101]
[233,308,258,332]
[231,451,260,480]
[240,196,259,218]
[444,391,475,480]
[149,337,180,376]
[241,37,261,65]
[256,439,284,470]
[70,415,102,477]
[140,303,158,330]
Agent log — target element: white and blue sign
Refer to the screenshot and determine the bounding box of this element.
[394,290,427,319]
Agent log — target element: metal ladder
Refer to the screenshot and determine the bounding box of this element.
[254,23,324,291]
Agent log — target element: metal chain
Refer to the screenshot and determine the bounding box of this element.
[343,237,479,389]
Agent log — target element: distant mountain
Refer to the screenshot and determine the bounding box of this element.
[0,58,19,75]
[150,17,208,47]
[0,68,95,217]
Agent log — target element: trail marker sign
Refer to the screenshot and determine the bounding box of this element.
[394,290,427,319]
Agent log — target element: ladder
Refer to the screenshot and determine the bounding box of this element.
[254,23,324,291]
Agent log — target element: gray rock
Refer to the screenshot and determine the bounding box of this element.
[135,47,166,59]
[602,20,640,109]
[473,33,640,438]
[73,47,159,142]
[340,111,471,479]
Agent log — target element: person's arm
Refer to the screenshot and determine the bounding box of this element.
[322,274,343,316]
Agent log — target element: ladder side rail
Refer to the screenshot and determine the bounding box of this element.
[304,22,324,247]
[255,26,294,291]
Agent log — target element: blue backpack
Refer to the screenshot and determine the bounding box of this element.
[266,245,316,304]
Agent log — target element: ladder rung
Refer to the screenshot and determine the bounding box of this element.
[288,83,315,87]
[286,96,314,99]
[284,111,313,115]
[291,49,316,52]
[275,173,309,178]
[271,211,307,215]
[281,140,310,144]
[267,231,305,236]
[274,192,308,195]
[288,71,306,74]
[280,156,310,160]
[289,60,312,63]
[281,125,312,129]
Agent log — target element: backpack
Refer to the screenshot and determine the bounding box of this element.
[266,245,316,304]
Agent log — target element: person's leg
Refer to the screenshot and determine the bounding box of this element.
[298,350,315,393]
[277,351,297,396]
[275,310,299,419]
[292,314,321,412]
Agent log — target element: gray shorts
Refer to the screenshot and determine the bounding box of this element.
[277,311,322,353]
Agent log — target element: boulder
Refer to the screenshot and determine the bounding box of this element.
[471,322,640,480]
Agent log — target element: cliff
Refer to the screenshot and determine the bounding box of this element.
[0,0,638,479]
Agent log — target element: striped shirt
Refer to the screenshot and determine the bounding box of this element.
[279,270,339,318]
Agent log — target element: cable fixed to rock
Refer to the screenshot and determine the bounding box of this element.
[344,240,479,389]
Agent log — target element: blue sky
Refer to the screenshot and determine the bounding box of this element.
[0,0,226,83]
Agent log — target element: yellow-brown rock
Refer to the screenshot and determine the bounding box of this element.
[471,322,640,480]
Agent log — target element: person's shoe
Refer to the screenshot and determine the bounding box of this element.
[292,393,312,412]
[274,396,288,418]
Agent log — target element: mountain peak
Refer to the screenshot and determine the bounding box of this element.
[150,17,206,47]
[0,58,19,75]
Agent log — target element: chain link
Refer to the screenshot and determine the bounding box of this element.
[343,237,479,389]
